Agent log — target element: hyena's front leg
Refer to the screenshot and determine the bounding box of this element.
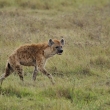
[15,65,23,81]
[39,67,55,85]
[33,66,38,81]
[37,57,55,84]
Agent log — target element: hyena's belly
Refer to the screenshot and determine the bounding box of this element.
[19,58,36,66]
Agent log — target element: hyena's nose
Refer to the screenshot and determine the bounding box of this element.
[59,50,63,53]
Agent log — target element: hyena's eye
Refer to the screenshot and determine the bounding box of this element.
[55,46,59,49]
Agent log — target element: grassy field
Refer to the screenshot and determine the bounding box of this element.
[0,0,110,110]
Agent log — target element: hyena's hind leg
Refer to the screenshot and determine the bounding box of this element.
[0,63,13,85]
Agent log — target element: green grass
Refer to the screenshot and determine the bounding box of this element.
[0,0,110,110]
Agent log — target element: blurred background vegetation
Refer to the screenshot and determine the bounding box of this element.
[0,0,109,10]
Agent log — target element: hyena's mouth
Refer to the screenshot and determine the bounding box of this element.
[57,53,62,55]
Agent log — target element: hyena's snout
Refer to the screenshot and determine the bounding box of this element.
[57,48,63,55]
[58,49,63,53]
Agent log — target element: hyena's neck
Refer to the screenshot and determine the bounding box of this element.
[43,47,56,59]
[34,43,52,59]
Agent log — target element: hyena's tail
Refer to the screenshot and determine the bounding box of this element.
[0,62,13,85]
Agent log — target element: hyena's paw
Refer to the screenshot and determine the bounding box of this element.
[33,76,36,81]
[0,77,4,85]
[51,79,55,85]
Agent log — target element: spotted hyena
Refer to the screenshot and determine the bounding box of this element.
[0,39,65,85]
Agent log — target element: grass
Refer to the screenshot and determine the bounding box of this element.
[0,0,110,110]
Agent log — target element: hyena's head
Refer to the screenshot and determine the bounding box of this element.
[48,39,65,55]
[48,38,65,55]
[44,38,65,58]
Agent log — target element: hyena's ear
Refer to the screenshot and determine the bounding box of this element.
[60,38,65,45]
[48,39,54,46]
